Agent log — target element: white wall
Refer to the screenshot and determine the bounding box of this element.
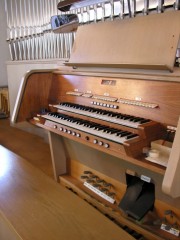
[0,1,10,87]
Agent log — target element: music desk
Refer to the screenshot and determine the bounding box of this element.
[0,145,133,240]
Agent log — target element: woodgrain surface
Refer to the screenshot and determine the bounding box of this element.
[51,73,180,126]
[0,145,134,240]
[17,72,53,122]
[17,71,180,126]
[0,119,53,178]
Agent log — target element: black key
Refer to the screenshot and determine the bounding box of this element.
[131,117,142,123]
[118,132,130,137]
[139,119,150,124]
[125,133,139,139]
[94,126,107,131]
[115,130,127,136]
[105,128,120,134]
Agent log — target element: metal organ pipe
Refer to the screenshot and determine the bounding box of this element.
[143,0,149,15]
[174,0,180,9]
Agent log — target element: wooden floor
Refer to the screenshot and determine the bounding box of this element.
[0,118,54,178]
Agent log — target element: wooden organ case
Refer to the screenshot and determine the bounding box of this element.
[13,11,180,240]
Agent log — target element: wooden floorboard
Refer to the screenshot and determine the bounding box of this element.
[0,118,53,178]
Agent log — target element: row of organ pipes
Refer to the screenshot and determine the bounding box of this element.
[4,0,180,61]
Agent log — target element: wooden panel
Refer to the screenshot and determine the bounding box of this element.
[15,71,180,126]
[17,72,53,122]
[67,11,180,71]
[48,131,67,181]
[50,74,180,126]
[0,145,134,240]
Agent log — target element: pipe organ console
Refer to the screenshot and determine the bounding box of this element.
[13,70,180,240]
[34,75,166,159]
[12,9,180,240]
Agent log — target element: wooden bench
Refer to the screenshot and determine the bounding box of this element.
[0,145,134,240]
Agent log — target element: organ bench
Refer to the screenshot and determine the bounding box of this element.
[0,145,132,240]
